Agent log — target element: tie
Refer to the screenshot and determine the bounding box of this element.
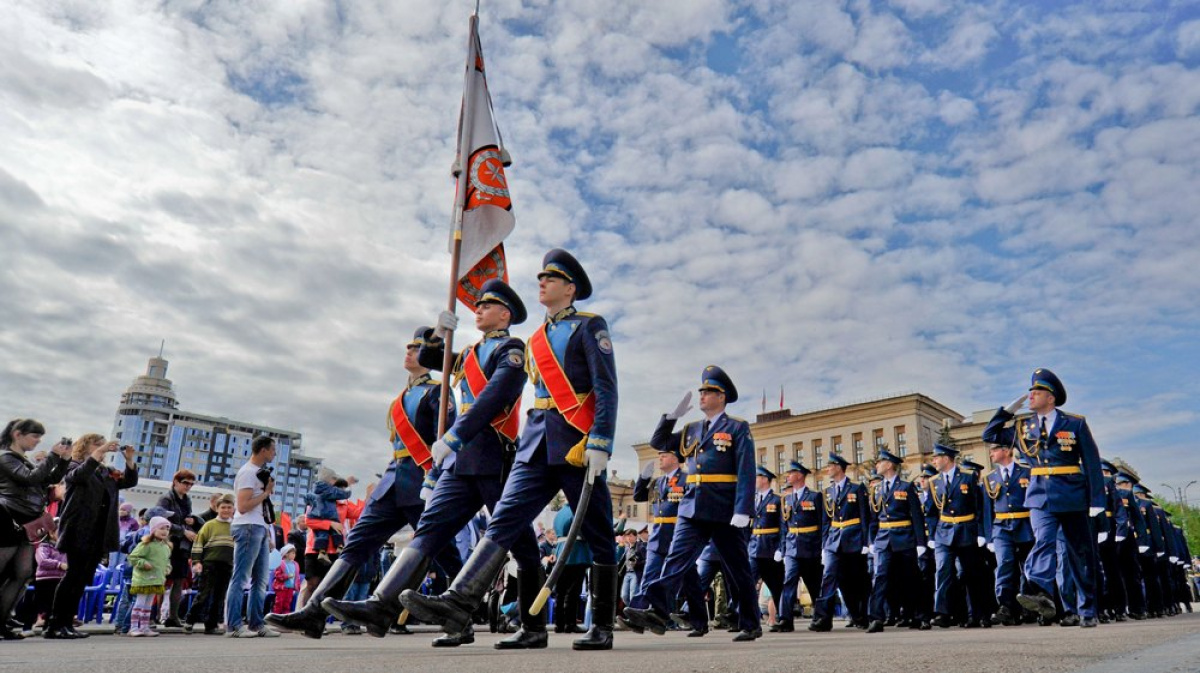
[943,475,950,492]
[1039,416,1048,444]
[702,419,710,437]
[1004,468,1010,482]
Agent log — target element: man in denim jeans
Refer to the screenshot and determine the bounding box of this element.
[225,436,281,638]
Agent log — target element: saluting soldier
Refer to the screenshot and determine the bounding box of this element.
[928,444,992,628]
[809,452,871,632]
[400,249,620,651]
[774,461,824,633]
[324,280,541,648]
[983,369,1105,628]
[1112,472,1148,620]
[750,466,785,623]
[267,328,460,639]
[623,366,763,642]
[865,449,926,633]
[982,442,1034,626]
[628,445,709,636]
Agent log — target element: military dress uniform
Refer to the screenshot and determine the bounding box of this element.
[1133,484,1167,616]
[400,250,620,651]
[810,453,872,631]
[928,444,993,627]
[1111,474,1147,619]
[626,366,762,641]
[983,459,1034,624]
[776,462,824,632]
[1094,461,1128,621]
[865,451,926,632]
[749,467,785,620]
[267,328,461,639]
[323,281,540,644]
[982,369,1105,624]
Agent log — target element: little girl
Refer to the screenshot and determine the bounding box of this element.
[272,544,299,614]
[126,517,173,637]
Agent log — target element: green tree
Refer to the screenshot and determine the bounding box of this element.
[1159,500,1200,559]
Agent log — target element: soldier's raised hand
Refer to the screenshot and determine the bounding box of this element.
[666,392,693,421]
[1004,395,1028,415]
[640,461,656,480]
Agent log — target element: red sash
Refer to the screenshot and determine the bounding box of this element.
[527,324,595,434]
[462,346,521,442]
[389,392,432,468]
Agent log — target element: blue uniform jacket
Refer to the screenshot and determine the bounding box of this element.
[748,491,784,559]
[520,307,618,464]
[1135,496,1165,554]
[782,487,825,559]
[982,464,1034,544]
[822,480,870,553]
[633,468,686,556]
[982,408,1105,513]
[868,478,926,552]
[651,413,755,523]
[929,469,984,547]
[420,332,527,476]
[372,376,454,509]
[1095,476,1126,538]
[1114,486,1141,541]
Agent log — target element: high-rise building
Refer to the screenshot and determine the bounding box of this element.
[111,355,321,517]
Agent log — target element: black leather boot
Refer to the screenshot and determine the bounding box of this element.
[432,623,475,647]
[400,537,507,635]
[573,563,616,651]
[495,566,548,649]
[323,547,429,638]
[265,558,357,639]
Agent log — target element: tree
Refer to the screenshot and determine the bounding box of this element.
[1160,501,1200,560]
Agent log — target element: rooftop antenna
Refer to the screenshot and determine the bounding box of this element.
[158,339,165,358]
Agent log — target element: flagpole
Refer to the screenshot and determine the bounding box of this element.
[437,10,481,437]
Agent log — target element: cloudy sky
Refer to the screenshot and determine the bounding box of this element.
[3,0,1199,498]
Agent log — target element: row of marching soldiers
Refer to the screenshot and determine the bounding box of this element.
[623,367,1194,638]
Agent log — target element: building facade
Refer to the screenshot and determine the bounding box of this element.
[111,355,322,517]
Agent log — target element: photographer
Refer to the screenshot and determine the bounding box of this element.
[46,434,138,639]
[223,435,280,638]
[157,469,201,627]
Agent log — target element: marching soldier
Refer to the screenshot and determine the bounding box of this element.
[1095,460,1126,622]
[628,446,709,636]
[750,466,785,623]
[983,442,1034,625]
[1132,482,1167,617]
[775,461,824,633]
[323,280,541,648]
[623,366,763,642]
[400,249,620,651]
[983,369,1105,628]
[928,443,992,628]
[865,449,926,633]
[1112,472,1147,619]
[809,452,871,632]
[913,464,938,629]
[267,328,461,639]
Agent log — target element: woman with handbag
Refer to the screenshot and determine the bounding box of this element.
[44,434,138,639]
[0,419,71,641]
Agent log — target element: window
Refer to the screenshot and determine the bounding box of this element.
[776,446,786,474]
[852,433,863,463]
[791,442,803,463]
[873,429,885,450]
[895,426,907,457]
[813,439,824,470]
[832,436,843,454]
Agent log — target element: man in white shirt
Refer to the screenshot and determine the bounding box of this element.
[224,435,281,638]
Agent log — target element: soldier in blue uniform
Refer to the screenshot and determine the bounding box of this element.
[809,453,871,632]
[774,461,823,633]
[928,443,992,628]
[628,446,709,636]
[324,280,541,647]
[696,541,737,631]
[623,366,762,642]
[865,449,926,633]
[982,369,1105,627]
[982,442,1034,625]
[1132,482,1167,617]
[1094,459,1126,622]
[400,249,619,651]
[913,464,938,629]
[749,466,785,623]
[1112,472,1147,620]
[1150,498,1179,615]
[266,327,461,639]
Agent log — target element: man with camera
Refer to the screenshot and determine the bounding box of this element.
[224,435,280,638]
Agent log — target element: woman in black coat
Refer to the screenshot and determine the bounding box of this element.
[0,419,70,640]
[44,435,137,639]
[156,469,200,627]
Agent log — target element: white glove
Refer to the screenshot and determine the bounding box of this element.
[773,551,783,563]
[640,461,656,479]
[666,391,693,421]
[1170,556,1179,563]
[1097,531,1109,544]
[585,449,609,482]
[1004,395,1028,415]
[977,536,986,547]
[1089,507,1104,518]
[434,310,459,338]
[917,545,927,556]
[1115,535,1126,542]
[730,514,751,528]
[987,543,995,553]
[1138,545,1149,554]
[419,486,433,502]
[1157,552,1165,558]
[432,439,453,466]
[862,546,871,556]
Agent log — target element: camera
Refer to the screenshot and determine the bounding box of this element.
[256,466,273,487]
[60,437,73,447]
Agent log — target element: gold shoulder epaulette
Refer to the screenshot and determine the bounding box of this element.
[574,311,596,318]
[1062,411,1086,419]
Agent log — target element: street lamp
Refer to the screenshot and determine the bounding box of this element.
[1162,480,1197,540]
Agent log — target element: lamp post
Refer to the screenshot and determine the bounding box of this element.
[1162,480,1197,539]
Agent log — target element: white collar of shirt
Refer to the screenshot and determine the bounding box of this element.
[1039,409,1058,431]
[796,486,807,499]
[942,467,957,483]
[703,411,725,426]
[835,477,848,492]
